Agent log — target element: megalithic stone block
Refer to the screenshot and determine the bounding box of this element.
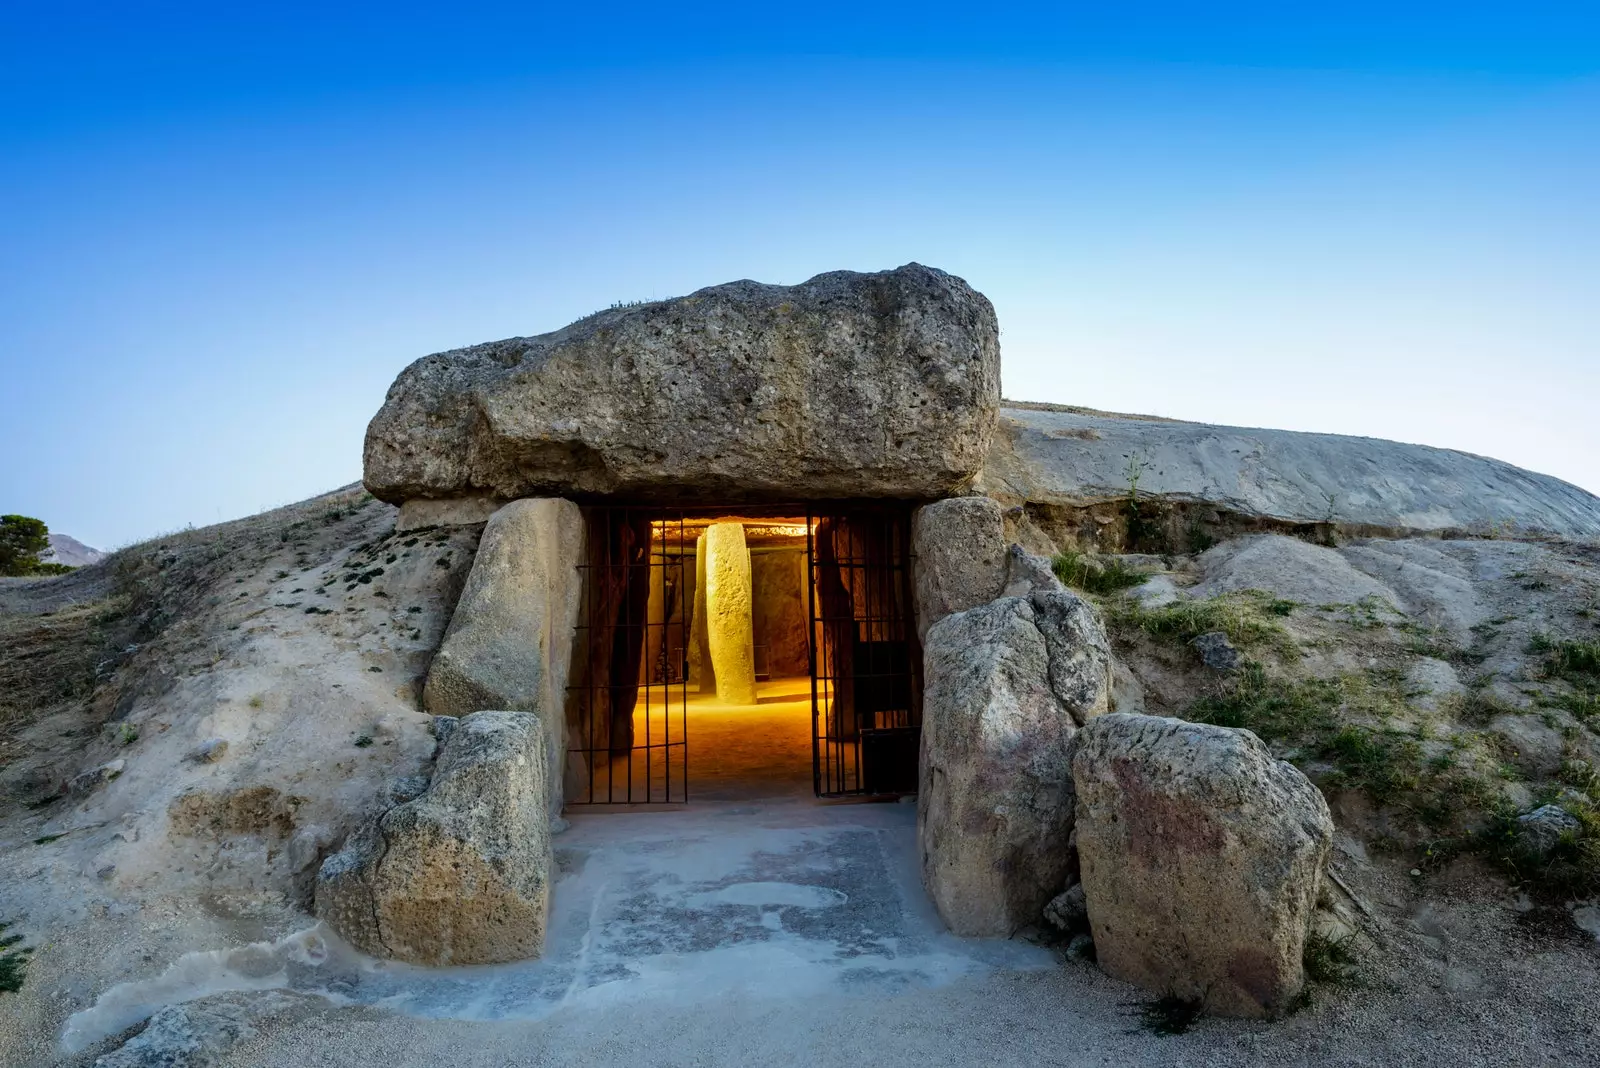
[704,522,757,705]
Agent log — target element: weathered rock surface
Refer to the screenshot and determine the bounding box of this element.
[911,496,1007,642]
[365,264,1000,504]
[1190,631,1239,672]
[980,404,1600,538]
[395,496,503,532]
[1190,534,1401,608]
[422,498,583,809]
[1517,804,1581,855]
[315,710,553,966]
[918,588,1112,936]
[93,991,320,1068]
[1071,713,1334,1018]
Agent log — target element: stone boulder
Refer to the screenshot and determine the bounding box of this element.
[918,588,1112,936]
[977,404,1600,539]
[911,496,1007,642]
[1071,713,1333,1018]
[365,264,1000,504]
[422,497,583,809]
[315,710,553,966]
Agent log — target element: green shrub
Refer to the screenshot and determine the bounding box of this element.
[0,515,56,577]
[1051,551,1147,596]
[1105,591,1299,658]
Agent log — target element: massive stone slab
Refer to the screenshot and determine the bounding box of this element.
[704,521,757,705]
[365,264,1000,504]
[1071,713,1334,1018]
[918,588,1112,936]
[980,403,1600,539]
[316,710,553,966]
[911,496,1007,643]
[422,498,583,809]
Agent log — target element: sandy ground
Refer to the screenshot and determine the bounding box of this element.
[576,676,819,804]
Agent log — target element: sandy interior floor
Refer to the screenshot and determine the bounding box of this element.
[576,675,821,803]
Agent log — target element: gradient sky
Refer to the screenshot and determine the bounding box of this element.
[3,3,1597,549]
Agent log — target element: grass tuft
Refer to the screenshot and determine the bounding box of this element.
[1051,551,1148,596]
[1104,591,1300,659]
[1301,932,1361,988]
[0,920,31,994]
[1135,994,1205,1035]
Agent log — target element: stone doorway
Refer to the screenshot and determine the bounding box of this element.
[563,503,921,805]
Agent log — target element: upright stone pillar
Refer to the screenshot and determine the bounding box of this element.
[704,522,757,705]
[688,531,717,695]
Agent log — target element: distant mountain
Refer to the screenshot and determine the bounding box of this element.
[43,533,105,568]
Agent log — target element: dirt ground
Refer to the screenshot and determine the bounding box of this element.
[4,494,1600,1066]
[23,796,1600,1068]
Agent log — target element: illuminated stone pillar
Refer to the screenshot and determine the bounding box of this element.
[688,531,716,695]
[704,521,757,705]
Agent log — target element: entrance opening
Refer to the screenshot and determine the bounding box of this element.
[565,503,920,805]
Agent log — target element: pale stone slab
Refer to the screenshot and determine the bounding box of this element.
[422,497,583,811]
[704,522,757,705]
[316,710,553,966]
[911,496,1007,643]
[1072,713,1334,1018]
[395,496,503,532]
[364,264,1000,504]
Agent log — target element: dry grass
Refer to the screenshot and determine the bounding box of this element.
[0,597,126,762]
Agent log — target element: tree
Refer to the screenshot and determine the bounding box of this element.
[0,515,54,577]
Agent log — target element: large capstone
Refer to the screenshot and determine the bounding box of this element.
[364,264,1000,503]
[422,497,583,810]
[917,587,1112,936]
[1071,713,1334,1018]
[315,710,553,966]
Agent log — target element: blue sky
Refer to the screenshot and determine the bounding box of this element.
[3,3,1597,548]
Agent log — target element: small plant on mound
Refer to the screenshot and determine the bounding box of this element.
[1468,797,1600,900]
[1290,932,1363,1012]
[1186,662,1497,829]
[1134,993,1205,1035]
[0,920,32,994]
[1105,591,1300,659]
[1051,551,1147,596]
[1301,932,1361,989]
[1530,634,1600,681]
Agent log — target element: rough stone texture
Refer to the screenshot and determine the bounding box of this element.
[917,588,1112,936]
[705,521,757,704]
[911,496,1007,643]
[979,404,1600,538]
[1190,534,1401,608]
[751,549,809,676]
[93,991,319,1068]
[1071,713,1334,1018]
[1517,804,1581,855]
[1000,544,1064,598]
[395,496,503,532]
[315,710,553,966]
[1043,883,1088,933]
[422,498,583,809]
[1191,631,1240,672]
[1491,714,1567,778]
[365,264,1000,504]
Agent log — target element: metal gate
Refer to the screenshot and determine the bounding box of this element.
[807,504,922,798]
[566,502,921,804]
[566,505,692,804]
